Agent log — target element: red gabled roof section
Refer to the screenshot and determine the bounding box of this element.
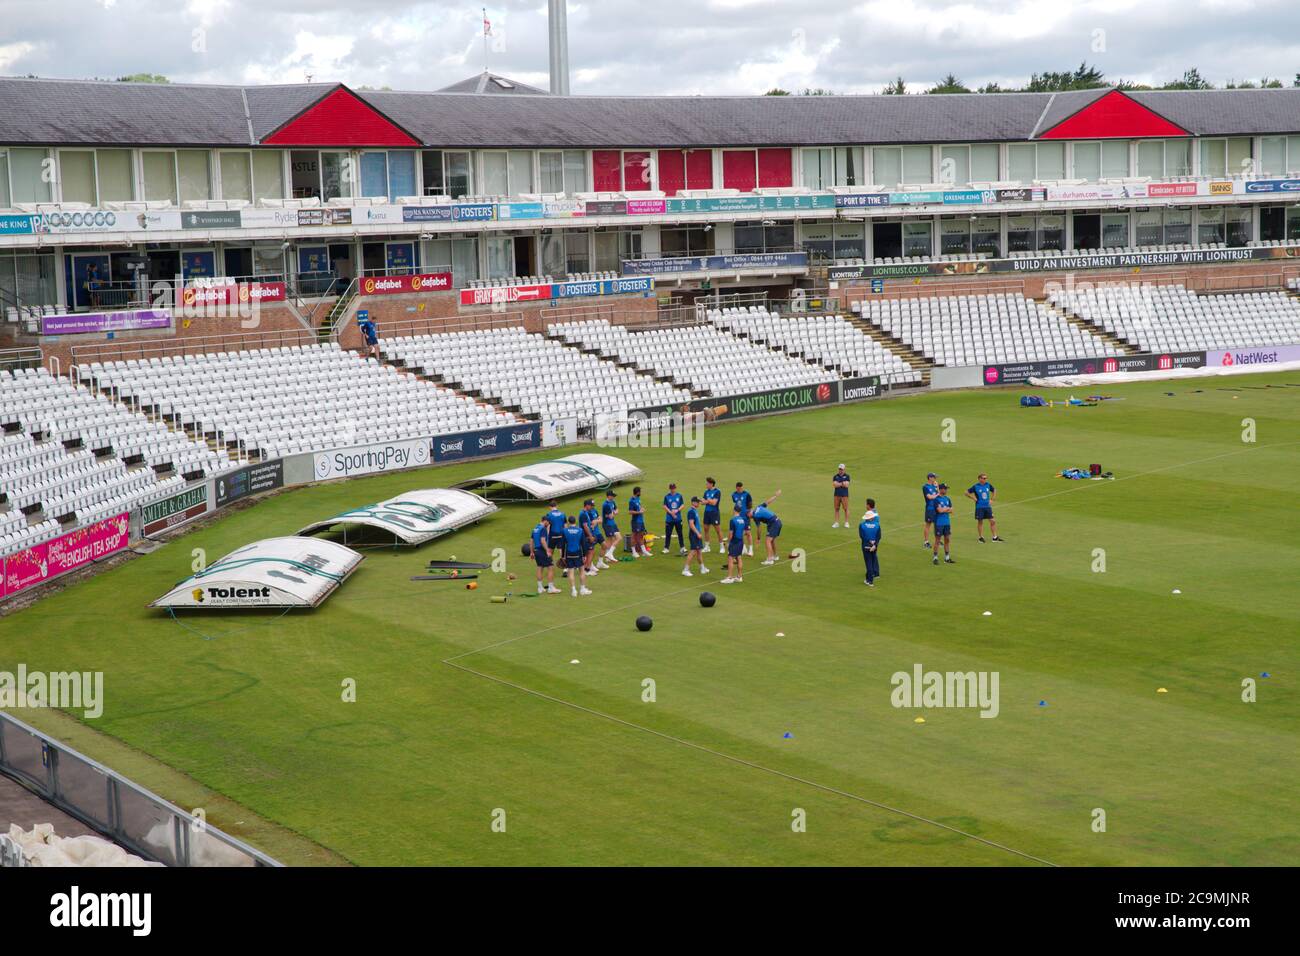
[1039,89,1189,140]
[263,86,419,147]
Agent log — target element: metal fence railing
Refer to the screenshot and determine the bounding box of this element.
[0,710,279,867]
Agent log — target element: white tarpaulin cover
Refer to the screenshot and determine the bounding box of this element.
[1028,359,1300,388]
[295,488,498,545]
[150,537,363,609]
[454,453,642,501]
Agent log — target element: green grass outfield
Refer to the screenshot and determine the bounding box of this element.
[2,370,1298,866]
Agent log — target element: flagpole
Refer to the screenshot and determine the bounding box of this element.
[482,7,488,72]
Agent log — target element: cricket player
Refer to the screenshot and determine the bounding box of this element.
[832,464,852,528]
[562,514,592,597]
[932,483,955,565]
[544,499,567,557]
[721,504,747,584]
[751,490,784,565]
[701,477,723,553]
[530,519,559,594]
[601,490,622,562]
[965,473,1002,542]
[733,481,755,556]
[922,473,940,550]
[578,499,602,575]
[682,496,709,577]
[859,499,881,587]
[628,486,650,557]
[662,482,686,555]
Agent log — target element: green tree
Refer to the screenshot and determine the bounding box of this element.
[1162,68,1212,90]
[116,73,169,83]
[926,73,971,94]
[882,76,906,95]
[764,88,791,96]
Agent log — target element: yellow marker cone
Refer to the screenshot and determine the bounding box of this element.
[914,716,926,724]
[1157,687,1168,694]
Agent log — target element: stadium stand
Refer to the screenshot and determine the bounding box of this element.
[0,367,228,556]
[550,319,831,395]
[707,307,922,386]
[855,293,1112,367]
[1049,285,1300,353]
[382,327,691,417]
[83,343,516,460]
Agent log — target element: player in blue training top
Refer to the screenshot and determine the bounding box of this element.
[921,472,940,550]
[733,481,755,557]
[530,518,559,594]
[544,499,567,556]
[832,464,852,528]
[562,514,592,597]
[965,473,1002,543]
[628,486,649,557]
[722,504,747,584]
[751,490,784,565]
[858,498,882,587]
[600,489,621,562]
[578,499,605,577]
[931,483,955,565]
[682,496,710,577]
[661,482,686,555]
[701,477,723,554]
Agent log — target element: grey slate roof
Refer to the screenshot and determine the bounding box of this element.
[2,76,1299,149]
[436,72,548,95]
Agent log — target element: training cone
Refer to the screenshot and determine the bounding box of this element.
[913,716,926,724]
[635,615,653,632]
[1157,687,1168,694]
[465,581,478,590]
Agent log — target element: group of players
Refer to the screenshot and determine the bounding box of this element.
[526,478,785,596]
[525,467,1001,596]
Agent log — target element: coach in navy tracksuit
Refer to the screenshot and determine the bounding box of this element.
[859,499,882,587]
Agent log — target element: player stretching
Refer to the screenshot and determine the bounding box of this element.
[966,473,1002,542]
[721,504,747,584]
[752,490,783,565]
[859,498,881,587]
[733,481,755,556]
[562,514,592,597]
[701,477,723,553]
[682,497,709,577]
[832,464,852,528]
[922,473,940,550]
[932,484,955,565]
[662,482,686,555]
[628,486,650,557]
[600,490,622,562]
[530,518,559,594]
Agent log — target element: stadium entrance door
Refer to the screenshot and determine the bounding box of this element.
[873,222,902,260]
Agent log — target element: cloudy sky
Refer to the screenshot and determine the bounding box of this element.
[2,0,1298,94]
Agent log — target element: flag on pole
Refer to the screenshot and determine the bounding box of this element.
[483,9,491,36]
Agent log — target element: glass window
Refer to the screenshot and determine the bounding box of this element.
[388,151,416,200]
[565,230,591,273]
[1102,140,1130,179]
[95,149,132,202]
[939,219,970,254]
[1226,137,1252,178]
[620,230,642,261]
[1200,139,1226,178]
[220,152,253,201]
[445,152,471,197]
[1135,210,1164,246]
[902,146,932,184]
[177,150,210,202]
[1073,142,1101,182]
[1007,144,1035,184]
[833,221,865,259]
[835,147,862,187]
[1226,206,1252,246]
[360,152,388,198]
[508,150,533,195]
[486,236,514,278]
[593,231,619,272]
[563,150,587,193]
[1287,205,1300,241]
[1007,215,1034,252]
[971,144,999,183]
[1290,138,1300,174]
[872,147,902,188]
[1101,214,1129,247]
[940,147,969,187]
[141,151,177,202]
[1165,207,1192,244]
[451,237,478,283]
[1037,214,1065,251]
[422,151,445,195]
[1137,140,1164,178]
[1167,140,1192,177]
[539,233,566,275]
[481,152,508,196]
[539,151,564,193]
[58,151,96,204]
[1036,142,1065,181]
[0,151,9,207]
[972,216,1000,256]
[734,221,765,254]
[320,151,353,200]
[802,148,832,190]
[1260,137,1287,177]
[9,148,52,203]
[1198,206,1225,244]
[252,151,283,201]
[902,221,932,257]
